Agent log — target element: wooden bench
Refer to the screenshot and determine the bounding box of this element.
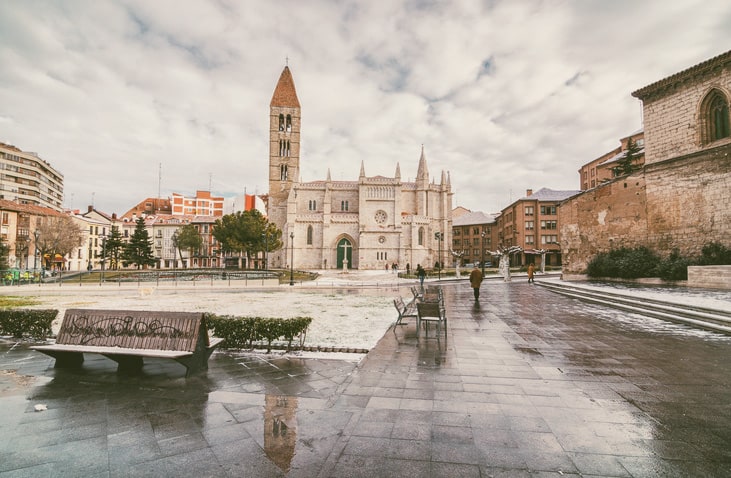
[393,296,418,326]
[32,309,224,377]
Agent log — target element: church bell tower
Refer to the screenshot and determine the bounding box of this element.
[268,66,301,230]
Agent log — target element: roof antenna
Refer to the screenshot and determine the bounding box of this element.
[285,56,289,67]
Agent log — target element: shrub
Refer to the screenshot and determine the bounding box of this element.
[0,309,57,339]
[656,249,694,281]
[699,242,731,265]
[587,247,659,279]
[206,314,312,352]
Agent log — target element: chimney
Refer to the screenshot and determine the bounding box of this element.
[526,189,533,196]
[88,205,93,213]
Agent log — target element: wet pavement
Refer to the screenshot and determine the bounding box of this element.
[1,280,730,477]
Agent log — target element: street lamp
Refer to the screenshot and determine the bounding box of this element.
[434,232,443,280]
[481,231,486,276]
[289,232,294,286]
[99,235,107,285]
[33,230,40,282]
[262,232,268,271]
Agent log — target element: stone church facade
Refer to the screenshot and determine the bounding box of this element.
[560,50,731,275]
[267,66,453,270]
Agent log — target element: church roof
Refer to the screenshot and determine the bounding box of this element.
[270,66,300,108]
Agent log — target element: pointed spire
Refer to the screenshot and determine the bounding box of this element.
[395,162,401,180]
[440,170,446,185]
[270,66,300,107]
[359,160,366,179]
[326,168,331,181]
[447,171,451,186]
[416,145,429,182]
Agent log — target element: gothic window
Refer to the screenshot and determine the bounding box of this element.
[701,89,731,144]
[286,114,292,132]
[286,140,291,157]
[280,164,288,180]
[341,200,349,211]
[418,227,424,246]
[307,225,313,245]
[278,114,284,131]
[308,200,316,211]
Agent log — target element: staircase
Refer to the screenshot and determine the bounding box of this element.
[537,280,731,335]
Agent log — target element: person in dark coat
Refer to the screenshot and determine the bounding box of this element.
[469,265,483,300]
[417,264,426,286]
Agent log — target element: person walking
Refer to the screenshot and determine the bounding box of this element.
[469,265,483,300]
[527,263,535,283]
[417,264,426,286]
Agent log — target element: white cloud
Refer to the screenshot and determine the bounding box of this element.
[0,0,729,215]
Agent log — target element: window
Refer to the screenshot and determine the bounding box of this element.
[473,238,480,245]
[701,89,731,144]
[525,206,534,216]
[308,200,316,211]
[307,225,313,245]
[540,205,557,215]
[541,220,557,230]
[472,227,480,235]
[280,164,288,180]
[525,221,534,230]
[418,227,424,246]
[286,114,292,132]
[454,229,461,236]
[541,235,558,245]
[341,200,349,211]
[278,114,284,131]
[525,235,534,244]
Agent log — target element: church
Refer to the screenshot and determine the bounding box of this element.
[267,66,453,271]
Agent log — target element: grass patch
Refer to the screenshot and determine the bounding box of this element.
[0,296,41,308]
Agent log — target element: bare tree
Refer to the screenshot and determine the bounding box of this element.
[35,215,84,271]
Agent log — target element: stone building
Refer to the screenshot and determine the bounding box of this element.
[267,66,453,270]
[561,50,731,275]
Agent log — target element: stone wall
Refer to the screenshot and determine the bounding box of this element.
[559,176,648,275]
[687,265,731,290]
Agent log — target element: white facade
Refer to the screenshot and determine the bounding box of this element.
[0,142,64,211]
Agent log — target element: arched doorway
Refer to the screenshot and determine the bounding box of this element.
[336,238,353,269]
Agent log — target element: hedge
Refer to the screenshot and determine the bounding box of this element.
[0,309,57,339]
[206,314,313,352]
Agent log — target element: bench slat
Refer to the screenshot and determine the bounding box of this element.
[33,344,195,359]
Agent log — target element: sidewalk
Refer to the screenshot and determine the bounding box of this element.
[1,278,730,477]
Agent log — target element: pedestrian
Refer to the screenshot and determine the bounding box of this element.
[469,264,483,300]
[527,263,535,283]
[406,263,411,275]
[417,264,426,286]
[385,263,389,273]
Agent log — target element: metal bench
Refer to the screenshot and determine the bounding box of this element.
[393,296,418,325]
[32,309,224,377]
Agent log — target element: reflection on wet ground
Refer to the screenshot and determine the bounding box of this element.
[1,280,730,477]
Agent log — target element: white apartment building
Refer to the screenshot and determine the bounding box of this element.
[0,142,64,211]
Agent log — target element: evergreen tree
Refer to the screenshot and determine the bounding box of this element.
[102,225,124,270]
[122,217,156,269]
[213,210,282,268]
[613,137,641,177]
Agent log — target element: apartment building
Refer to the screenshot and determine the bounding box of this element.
[0,200,62,271]
[498,188,580,267]
[0,142,64,211]
[579,130,645,190]
[171,190,224,217]
[451,210,499,267]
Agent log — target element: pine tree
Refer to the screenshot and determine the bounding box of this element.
[102,225,124,270]
[122,217,156,269]
[613,137,641,177]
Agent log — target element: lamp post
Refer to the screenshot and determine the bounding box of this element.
[289,232,294,286]
[481,231,486,277]
[99,236,107,285]
[434,232,443,280]
[33,230,40,282]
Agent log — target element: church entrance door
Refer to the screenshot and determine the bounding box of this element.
[336,238,353,269]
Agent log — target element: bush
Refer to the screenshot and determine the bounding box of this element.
[699,242,731,265]
[587,246,659,279]
[206,314,312,352]
[0,309,57,339]
[656,249,694,281]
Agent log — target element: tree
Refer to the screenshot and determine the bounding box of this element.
[172,224,203,268]
[213,210,282,268]
[121,217,156,269]
[0,236,9,271]
[613,137,641,177]
[35,215,84,271]
[102,225,124,270]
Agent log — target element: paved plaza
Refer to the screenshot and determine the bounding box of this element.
[1,276,730,477]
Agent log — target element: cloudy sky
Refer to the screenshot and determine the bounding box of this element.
[1,1,729,216]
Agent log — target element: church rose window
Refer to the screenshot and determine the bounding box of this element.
[374,210,387,224]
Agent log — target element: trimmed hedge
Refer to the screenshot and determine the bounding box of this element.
[206,314,312,352]
[0,309,57,339]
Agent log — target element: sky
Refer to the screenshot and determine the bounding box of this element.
[1,1,729,217]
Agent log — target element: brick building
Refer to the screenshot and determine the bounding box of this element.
[451,211,499,267]
[579,130,645,190]
[561,50,731,275]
